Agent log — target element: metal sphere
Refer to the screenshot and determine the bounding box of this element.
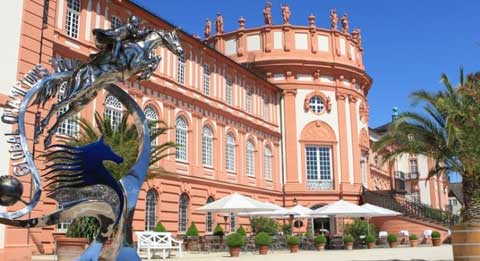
[0,176,23,206]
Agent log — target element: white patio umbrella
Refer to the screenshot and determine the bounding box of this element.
[361,203,401,217]
[196,193,277,213]
[237,201,300,217]
[314,200,374,217]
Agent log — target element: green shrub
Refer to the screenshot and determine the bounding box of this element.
[255,232,272,246]
[281,223,292,235]
[155,221,166,232]
[186,222,199,237]
[213,224,224,237]
[431,231,441,239]
[387,234,397,243]
[304,231,313,238]
[66,217,99,242]
[250,217,278,236]
[226,232,245,248]
[237,225,247,237]
[287,235,300,246]
[365,234,376,243]
[345,219,376,240]
[343,234,354,243]
[314,235,327,245]
[409,234,418,240]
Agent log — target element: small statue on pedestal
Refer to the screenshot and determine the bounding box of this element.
[263,2,272,25]
[215,13,224,35]
[341,13,349,34]
[281,4,291,24]
[205,18,211,38]
[330,9,338,31]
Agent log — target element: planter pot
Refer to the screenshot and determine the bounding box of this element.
[367,242,375,249]
[229,246,241,257]
[344,242,353,250]
[289,244,299,253]
[410,239,419,247]
[258,245,269,255]
[53,233,89,261]
[452,223,480,261]
[388,242,398,248]
[432,238,441,246]
[315,243,326,251]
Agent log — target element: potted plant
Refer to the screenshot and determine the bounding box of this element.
[365,234,376,249]
[314,235,327,250]
[409,234,419,247]
[343,235,354,250]
[213,224,225,237]
[155,221,167,232]
[255,232,272,255]
[387,234,398,248]
[237,225,247,237]
[287,235,300,253]
[281,223,292,235]
[431,231,441,246]
[226,232,245,257]
[185,222,200,250]
[55,217,98,260]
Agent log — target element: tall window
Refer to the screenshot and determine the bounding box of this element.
[203,64,210,95]
[66,0,81,38]
[246,140,255,177]
[177,56,185,84]
[226,133,235,172]
[229,212,236,232]
[178,193,189,233]
[409,159,418,174]
[145,189,158,231]
[145,106,159,146]
[246,90,252,113]
[205,197,215,233]
[57,82,79,136]
[306,146,332,181]
[264,146,272,180]
[175,117,188,161]
[202,126,213,167]
[111,16,122,29]
[105,95,123,131]
[263,96,269,121]
[226,77,232,105]
[360,152,368,187]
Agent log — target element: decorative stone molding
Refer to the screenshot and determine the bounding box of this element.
[304,91,331,113]
[300,120,336,143]
[336,93,347,101]
[348,94,358,103]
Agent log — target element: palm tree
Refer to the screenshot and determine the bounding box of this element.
[373,69,480,224]
[60,112,176,181]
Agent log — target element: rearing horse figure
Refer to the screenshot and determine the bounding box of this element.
[33,29,184,146]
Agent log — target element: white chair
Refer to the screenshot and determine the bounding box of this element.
[399,230,409,244]
[136,231,183,260]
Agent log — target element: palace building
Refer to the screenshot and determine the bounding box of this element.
[0,0,450,257]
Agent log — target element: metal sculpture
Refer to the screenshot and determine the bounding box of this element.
[0,16,183,260]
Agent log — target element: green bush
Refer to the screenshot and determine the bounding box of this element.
[250,217,278,236]
[155,221,166,232]
[213,224,224,237]
[66,217,99,242]
[314,235,327,245]
[237,225,247,237]
[255,232,272,246]
[345,219,376,240]
[387,234,397,243]
[409,234,418,240]
[365,234,376,243]
[343,234,354,243]
[226,232,245,248]
[287,235,300,246]
[186,222,199,237]
[281,223,292,235]
[431,231,441,239]
[304,231,313,238]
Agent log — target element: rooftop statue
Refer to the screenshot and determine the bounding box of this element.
[281,4,291,24]
[330,9,338,31]
[352,28,362,46]
[215,13,224,34]
[205,18,211,38]
[263,2,272,25]
[341,13,349,33]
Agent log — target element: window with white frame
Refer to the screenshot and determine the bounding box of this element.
[229,212,236,232]
[178,193,189,233]
[309,96,325,113]
[57,82,79,136]
[57,221,70,233]
[305,146,332,181]
[226,77,232,105]
[111,16,122,29]
[202,125,213,167]
[205,197,215,233]
[409,159,418,175]
[145,106,159,146]
[175,117,188,161]
[203,64,210,95]
[246,89,252,113]
[66,0,81,38]
[246,140,255,177]
[263,96,269,121]
[104,95,123,131]
[145,189,158,231]
[360,152,368,187]
[226,133,235,172]
[177,56,185,84]
[264,146,272,180]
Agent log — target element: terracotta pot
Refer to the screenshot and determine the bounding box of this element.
[432,238,442,246]
[452,223,480,261]
[367,242,375,249]
[289,244,299,253]
[344,242,353,250]
[229,246,241,257]
[258,245,269,255]
[410,239,419,247]
[315,243,326,251]
[388,241,398,248]
[53,233,89,261]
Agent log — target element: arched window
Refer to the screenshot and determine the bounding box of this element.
[178,193,189,233]
[246,140,255,177]
[145,106,159,146]
[226,133,235,172]
[175,117,188,161]
[264,146,272,180]
[205,196,215,233]
[145,189,158,231]
[111,16,122,29]
[229,212,236,232]
[202,125,213,167]
[66,0,81,38]
[57,81,79,136]
[104,95,123,130]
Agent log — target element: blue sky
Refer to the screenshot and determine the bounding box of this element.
[132,0,479,128]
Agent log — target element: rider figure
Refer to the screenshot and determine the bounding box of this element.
[92,15,152,64]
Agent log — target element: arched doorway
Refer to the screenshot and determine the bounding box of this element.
[310,204,332,235]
